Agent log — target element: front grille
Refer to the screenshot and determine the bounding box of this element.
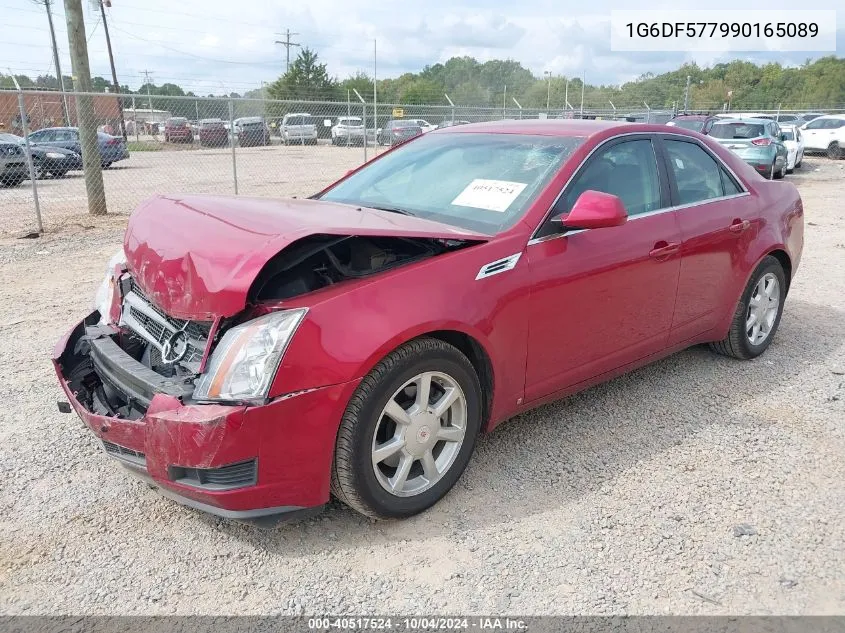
[1,144,22,156]
[120,281,211,368]
[102,440,147,467]
[169,459,257,491]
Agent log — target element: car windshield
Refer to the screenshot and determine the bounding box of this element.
[287,116,312,126]
[339,118,361,125]
[0,133,23,143]
[710,123,765,139]
[319,133,585,235]
[168,118,187,125]
[241,120,264,128]
[391,121,417,128]
[668,120,705,132]
[782,130,795,141]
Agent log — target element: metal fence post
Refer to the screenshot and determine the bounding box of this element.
[11,80,43,234]
[229,98,238,194]
[353,89,367,163]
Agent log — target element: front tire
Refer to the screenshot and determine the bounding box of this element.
[331,338,482,519]
[710,256,786,360]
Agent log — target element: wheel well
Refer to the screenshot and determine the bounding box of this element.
[768,249,792,293]
[425,330,494,433]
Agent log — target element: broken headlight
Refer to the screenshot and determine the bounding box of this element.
[94,248,126,324]
[193,309,307,402]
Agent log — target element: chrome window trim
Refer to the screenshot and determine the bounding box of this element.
[527,193,750,246]
[527,131,751,247]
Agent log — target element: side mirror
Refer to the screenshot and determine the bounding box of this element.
[552,190,628,230]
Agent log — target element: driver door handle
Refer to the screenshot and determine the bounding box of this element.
[649,241,680,260]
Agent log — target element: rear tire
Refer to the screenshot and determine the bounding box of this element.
[0,175,25,188]
[827,142,843,160]
[774,161,785,179]
[331,337,482,519]
[709,256,786,360]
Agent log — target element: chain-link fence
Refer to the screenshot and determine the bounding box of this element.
[1,88,843,236]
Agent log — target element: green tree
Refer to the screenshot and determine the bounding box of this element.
[267,47,336,100]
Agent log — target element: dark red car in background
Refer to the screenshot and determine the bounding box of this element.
[53,120,803,524]
[378,120,424,145]
[198,119,229,147]
[163,117,193,143]
[667,113,719,134]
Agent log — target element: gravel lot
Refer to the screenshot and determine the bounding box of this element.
[0,157,843,615]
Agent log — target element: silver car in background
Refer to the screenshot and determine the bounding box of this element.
[281,113,318,145]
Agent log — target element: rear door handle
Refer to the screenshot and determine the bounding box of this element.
[729,219,751,233]
[649,241,680,260]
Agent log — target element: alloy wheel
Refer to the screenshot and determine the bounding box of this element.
[371,371,467,497]
[746,272,780,346]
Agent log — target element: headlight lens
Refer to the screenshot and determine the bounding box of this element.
[193,309,307,402]
[94,248,127,324]
[45,152,65,159]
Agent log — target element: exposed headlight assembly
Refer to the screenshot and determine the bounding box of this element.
[93,248,127,324]
[193,309,307,402]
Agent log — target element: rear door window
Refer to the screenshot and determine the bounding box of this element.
[664,140,725,204]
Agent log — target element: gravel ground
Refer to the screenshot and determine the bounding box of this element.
[0,158,843,615]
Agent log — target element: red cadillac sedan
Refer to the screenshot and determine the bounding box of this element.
[53,120,803,524]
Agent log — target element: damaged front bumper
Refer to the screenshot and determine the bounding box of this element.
[53,312,360,525]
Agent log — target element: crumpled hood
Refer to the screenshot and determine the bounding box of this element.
[124,194,487,320]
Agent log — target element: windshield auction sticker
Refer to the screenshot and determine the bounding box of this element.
[452,179,528,212]
[610,10,837,52]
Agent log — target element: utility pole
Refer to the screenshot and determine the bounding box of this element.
[544,71,551,110]
[142,69,153,112]
[274,29,300,73]
[98,0,126,140]
[683,74,691,113]
[38,0,70,125]
[64,0,106,215]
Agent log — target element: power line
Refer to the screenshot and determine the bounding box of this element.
[274,29,300,74]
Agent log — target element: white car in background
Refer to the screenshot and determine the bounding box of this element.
[780,125,804,172]
[409,119,436,133]
[800,114,845,159]
[331,116,365,145]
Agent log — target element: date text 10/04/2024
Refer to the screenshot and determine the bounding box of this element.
[307,617,528,630]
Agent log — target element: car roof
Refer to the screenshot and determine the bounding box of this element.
[436,118,633,137]
[671,114,713,120]
[711,118,771,125]
[813,114,845,120]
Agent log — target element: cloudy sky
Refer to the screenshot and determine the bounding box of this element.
[1,0,841,95]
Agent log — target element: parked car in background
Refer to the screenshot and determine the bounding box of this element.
[331,117,365,145]
[235,117,271,147]
[26,127,129,168]
[779,125,805,172]
[796,112,825,126]
[666,114,718,134]
[708,118,788,179]
[377,120,423,145]
[54,119,803,523]
[0,136,29,187]
[198,119,229,147]
[281,113,318,145]
[164,117,193,143]
[437,120,471,129]
[800,114,845,159]
[0,132,82,178]
[408,119,436,133]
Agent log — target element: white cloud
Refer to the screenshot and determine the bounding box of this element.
[1,0,842,95]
